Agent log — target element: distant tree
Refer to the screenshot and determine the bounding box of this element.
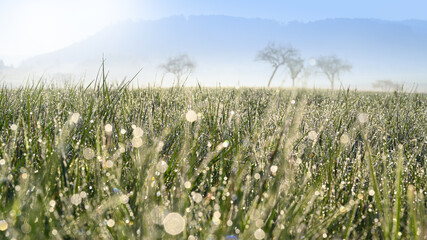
[256,43,299,87]
[159,54,195,85]
[315,55,352,90]
[372,79,400,91]
[286,55,304,88]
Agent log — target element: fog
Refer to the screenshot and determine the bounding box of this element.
[1,1,426,91]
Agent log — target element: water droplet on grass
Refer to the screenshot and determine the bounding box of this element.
[254,228,265,239]
[21,222,31,234]
[106,160,114,168]
[106,219,115,227]
[213,211,221,219]
[163,212,186,235]
[79,191,87,198]
[10,124,18,131]
[70,113,80,124]
[0,220,8,231]
[307,131,318,140]
[358,113,369,123]
[270,165,278,174]
[133,127,144,138]
[340,134,350,145]
[185,110,197,123]
[226,220,233,227]
[192,192,203,203]
[105,124,113,134]
[131,137,143,148]
[156,141,164,152]
[157,161,168,173]
[83,148,95,160]
[120,194,129,204]
[71,194,82,205]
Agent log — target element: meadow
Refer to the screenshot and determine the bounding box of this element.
[0,77,425,239]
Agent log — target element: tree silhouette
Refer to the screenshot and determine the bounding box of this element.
[286,55,304,88]
[316,56,352,90]
[372,79,400,91]
[160,54,195,86]
[256,43,298,87]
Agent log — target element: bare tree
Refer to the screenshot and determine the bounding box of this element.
[256,43,298,87]
[160,54,195,85]
[316,55,352,90]
[286,55,304,88]
[372,79,401,91]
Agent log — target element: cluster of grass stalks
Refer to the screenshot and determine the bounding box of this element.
[0,77,425,239]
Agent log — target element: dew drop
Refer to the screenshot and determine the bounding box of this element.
[307,131,318,140]
[104,124,113,134]
[83,148,95,160]
[106,160,114,168]
[192,192,203,203]
[106,219,115,227]
[358,113,369,123]
[163,212,186,235]
[340,134,350,145]
[133,127,144,138]
[185,110,197,123]
[254,228,265,239]
[226,220,233,227]
[70,113,80,124]
[270,165,278,174]
[131,137,143,148]
[71,194,82,205]
[156,161,168,173]
[0,220,8,231]
[10,124,18,131]
[21,222,31,234]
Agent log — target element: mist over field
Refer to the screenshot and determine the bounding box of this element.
[1,16,427,91]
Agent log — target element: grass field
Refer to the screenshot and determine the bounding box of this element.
[0,77,425,239]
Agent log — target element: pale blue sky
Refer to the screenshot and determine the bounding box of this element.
[0,0,426,65]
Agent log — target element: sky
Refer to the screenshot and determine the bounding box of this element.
[1,0,427,66]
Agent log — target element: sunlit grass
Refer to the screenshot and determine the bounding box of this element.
[0,78,425,239]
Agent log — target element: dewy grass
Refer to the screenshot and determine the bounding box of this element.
[0,81,425,239]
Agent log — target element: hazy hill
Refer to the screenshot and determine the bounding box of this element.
[14,16,427,89]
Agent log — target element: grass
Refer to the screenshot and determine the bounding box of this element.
[0,76,425,239]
